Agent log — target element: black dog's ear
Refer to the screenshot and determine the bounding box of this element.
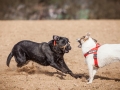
[53,35,60,41]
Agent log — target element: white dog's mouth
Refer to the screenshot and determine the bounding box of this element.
[78,44,82,48]
[76,38,82,48]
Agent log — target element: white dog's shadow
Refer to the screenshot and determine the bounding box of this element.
[82,74,120,81]
[94,75,120,81]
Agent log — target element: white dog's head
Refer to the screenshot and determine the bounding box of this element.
[77,33,97,48]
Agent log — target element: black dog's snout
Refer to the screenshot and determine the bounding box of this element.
[66,44,71,50]
[68,45,72,50]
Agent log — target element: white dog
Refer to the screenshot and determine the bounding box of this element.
[77,33,120,84]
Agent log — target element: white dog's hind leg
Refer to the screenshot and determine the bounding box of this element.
[93,69,97,77]
[92,68,98,79]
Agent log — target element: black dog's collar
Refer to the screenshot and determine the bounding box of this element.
[54,40,56,46]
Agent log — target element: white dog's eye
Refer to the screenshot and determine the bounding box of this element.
[85,36,89,39]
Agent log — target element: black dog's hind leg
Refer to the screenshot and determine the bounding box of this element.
[14,51,27,67]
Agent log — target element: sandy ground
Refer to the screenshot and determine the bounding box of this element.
[0,20,120,90]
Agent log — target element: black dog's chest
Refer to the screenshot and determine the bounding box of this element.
[53,54,63,62]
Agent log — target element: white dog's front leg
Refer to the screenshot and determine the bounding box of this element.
[87,64,94,84]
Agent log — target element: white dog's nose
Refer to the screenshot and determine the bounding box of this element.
[76,38,80,42]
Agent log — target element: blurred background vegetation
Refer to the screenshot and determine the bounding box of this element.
[0,0,120,20]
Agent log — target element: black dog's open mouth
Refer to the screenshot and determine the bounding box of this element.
[64,47,71,53]
[64,46,71,53]
[61,43,71,53]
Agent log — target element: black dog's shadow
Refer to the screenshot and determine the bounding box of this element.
[16,65,120,81]
[35,70,83,80]
[38,70,67,80]
[34,70,120,81]
[16,65,67,79]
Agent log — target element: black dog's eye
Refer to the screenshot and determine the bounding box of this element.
[62,40,65,44]
[59,40,66,45]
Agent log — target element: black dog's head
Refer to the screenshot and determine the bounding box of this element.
[49,35,71,53]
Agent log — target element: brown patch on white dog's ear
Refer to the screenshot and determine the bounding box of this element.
[83,32,91,41]
[83,36,89,42]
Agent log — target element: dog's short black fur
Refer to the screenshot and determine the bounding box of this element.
[7,35,79,78]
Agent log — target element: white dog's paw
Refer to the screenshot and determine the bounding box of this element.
[87,78,90,81]
[87,79,92,84]
[87,81,92,84]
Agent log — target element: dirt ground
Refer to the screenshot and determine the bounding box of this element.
[0,20,120,90]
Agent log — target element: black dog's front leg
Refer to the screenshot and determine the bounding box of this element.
[50,60,64,72]
[67,71,80,79]
[48,58,71,75]
[47,57,80,79]
[59,59,80,79]
[48,59,80,79]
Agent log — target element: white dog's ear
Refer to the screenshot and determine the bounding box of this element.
[85,33,91,39]
[86,33,91,36]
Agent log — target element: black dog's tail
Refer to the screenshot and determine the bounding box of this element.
[6,52,13,67]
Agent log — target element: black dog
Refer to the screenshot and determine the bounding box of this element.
[7,35,79,78]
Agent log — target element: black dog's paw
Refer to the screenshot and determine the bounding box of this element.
[68,72,81,79]
[74,74,82,79]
